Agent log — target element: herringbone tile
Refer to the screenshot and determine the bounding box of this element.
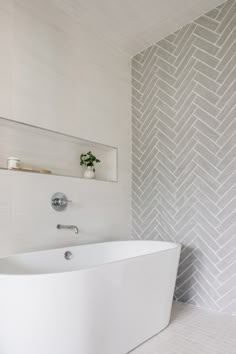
[132,0,236,316]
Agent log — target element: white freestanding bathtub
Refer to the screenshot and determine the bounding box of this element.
[0,241,180,354]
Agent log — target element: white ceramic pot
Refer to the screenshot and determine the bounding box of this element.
[83,166,96,179]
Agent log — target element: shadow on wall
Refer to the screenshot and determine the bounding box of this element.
[174,246,197,303]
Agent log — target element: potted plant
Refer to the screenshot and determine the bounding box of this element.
[80,151,101,179]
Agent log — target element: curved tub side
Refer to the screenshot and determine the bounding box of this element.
[1,245,181,354]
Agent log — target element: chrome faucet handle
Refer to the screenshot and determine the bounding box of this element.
[53,198,72,206]
[51,193,72,211]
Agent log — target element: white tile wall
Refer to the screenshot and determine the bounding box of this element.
[0,169,129,257]
[0,2,12,119]
[0,0,131,256]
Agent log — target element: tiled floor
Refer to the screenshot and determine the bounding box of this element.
[130,302,236,354]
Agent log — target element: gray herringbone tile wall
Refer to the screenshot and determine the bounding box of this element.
[132,0,236,315]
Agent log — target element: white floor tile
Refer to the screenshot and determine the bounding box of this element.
[130,302,236,354]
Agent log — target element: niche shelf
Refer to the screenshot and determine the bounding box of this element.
[0,117,117,182]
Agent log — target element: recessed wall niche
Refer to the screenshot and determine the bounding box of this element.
[0,117,117,182]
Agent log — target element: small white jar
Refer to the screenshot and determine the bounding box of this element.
[7,157,21,169]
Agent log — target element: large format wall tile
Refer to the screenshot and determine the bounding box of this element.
[0,0,131,257]
[0,168,129,257]
[0,1,13,118]
[132,0,236,315]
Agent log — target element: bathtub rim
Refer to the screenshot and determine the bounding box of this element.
[0,240,181,277]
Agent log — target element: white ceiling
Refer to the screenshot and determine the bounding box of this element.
[53,0,225,56]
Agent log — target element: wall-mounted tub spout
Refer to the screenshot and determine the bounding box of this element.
[57,224,79,234]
